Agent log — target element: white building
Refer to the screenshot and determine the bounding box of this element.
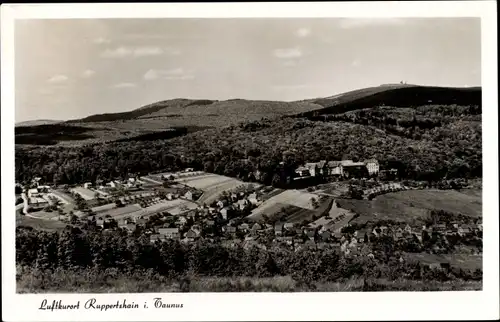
[364,159,380,175]
[27,188,40,198]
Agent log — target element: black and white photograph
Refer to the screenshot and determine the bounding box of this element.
[2,2,498,321]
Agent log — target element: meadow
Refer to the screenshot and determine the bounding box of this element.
[337,189,482,224]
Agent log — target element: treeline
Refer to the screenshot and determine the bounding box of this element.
[296,86,481,117]
[15,124,95,146]
[16,226,482,285]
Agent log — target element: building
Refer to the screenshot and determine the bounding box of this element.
[327,161,343,176]
[184,191,193,200]
[27,188,40,198]
[364,159,380,175]
[217,200,228,208]
[150,234,165,243]
[274,223,284,236]
[342,161,368,178]
[185,228,201,241]
[295,166,311,177]
[283,222,295,231]
[248,193,259,205]
[222,225,237,234]
[28,197,49,210]
[158,228,180,239]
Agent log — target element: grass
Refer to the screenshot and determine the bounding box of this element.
[16,215,68,232]
[403,252,482,271]
[16,269,482,293]
[337,189,482,224]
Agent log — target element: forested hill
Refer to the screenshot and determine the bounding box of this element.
[293,85,481,118]
[67,98,324,124]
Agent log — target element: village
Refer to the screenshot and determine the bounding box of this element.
[16,161,483,260]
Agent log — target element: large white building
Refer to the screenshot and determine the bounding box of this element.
[364,159,380,175]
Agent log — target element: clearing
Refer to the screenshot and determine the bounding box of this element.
[337,189,482,224]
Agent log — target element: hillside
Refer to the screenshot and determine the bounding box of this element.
[68,98,324,128]
[15,85,480,147]
[294,85,481,118]
[15,119,62,127]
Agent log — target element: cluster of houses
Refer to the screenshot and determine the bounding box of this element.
[295,159,380,179]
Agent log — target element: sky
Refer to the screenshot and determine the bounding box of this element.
[15,18,481,122]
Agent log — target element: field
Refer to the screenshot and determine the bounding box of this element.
[70,187,96,200]
[16,270,481,293]
[337,189,482,224]
[166,172,259,205]
[249,190,319,218]
[16,214,68,232]
[404,252,482,271]
[95,204,142,218]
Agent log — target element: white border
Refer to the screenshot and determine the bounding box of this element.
[1,2,498,321]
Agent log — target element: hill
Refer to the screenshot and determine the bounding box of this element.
[337,189,482,225]
[15,119,62,127]
[15,85,480,147]
[67,98,323,127]
[294,85,481,118]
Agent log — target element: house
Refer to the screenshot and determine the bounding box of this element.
[305,229,316,241]
[282,236,293,245]
[220,207,229,220]
[251,223,262,232]
[119,222,136,232]
[83,182,92,189]
[216,200,228,208]
[158,228,180,239]
[222,225,237,234]
[327,161,343,176]
[295,163,318,177]
[28,197,49,210]
[236,199,248,210]
[150,234,164,243]
[176,216,188,226]
[96,219,104,228]
[27,188,40,198]
[185,210,197,220]
[364,159,379,175]
[274,223,284,236]
[458,226,471,236]
[238,223,250,232]
[434,224,446,232]
[283,222,295,231]
[248,193,259,205]
[320,230,331,242]
[316,160,328,176]
[342,161,368,178]
[107,181,116,188]
[303,240,316,249]
[184,191,193,200]
[185,229,201,241]
[404,224,412,234]
[166,193,174,200]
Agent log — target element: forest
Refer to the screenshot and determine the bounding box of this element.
[15,103,482,187]
[16,225,482,289]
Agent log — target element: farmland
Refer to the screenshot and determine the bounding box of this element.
[16,214,68,232]
[337,189,482,224]
[249,190,319,217]
[159,171,260,205]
